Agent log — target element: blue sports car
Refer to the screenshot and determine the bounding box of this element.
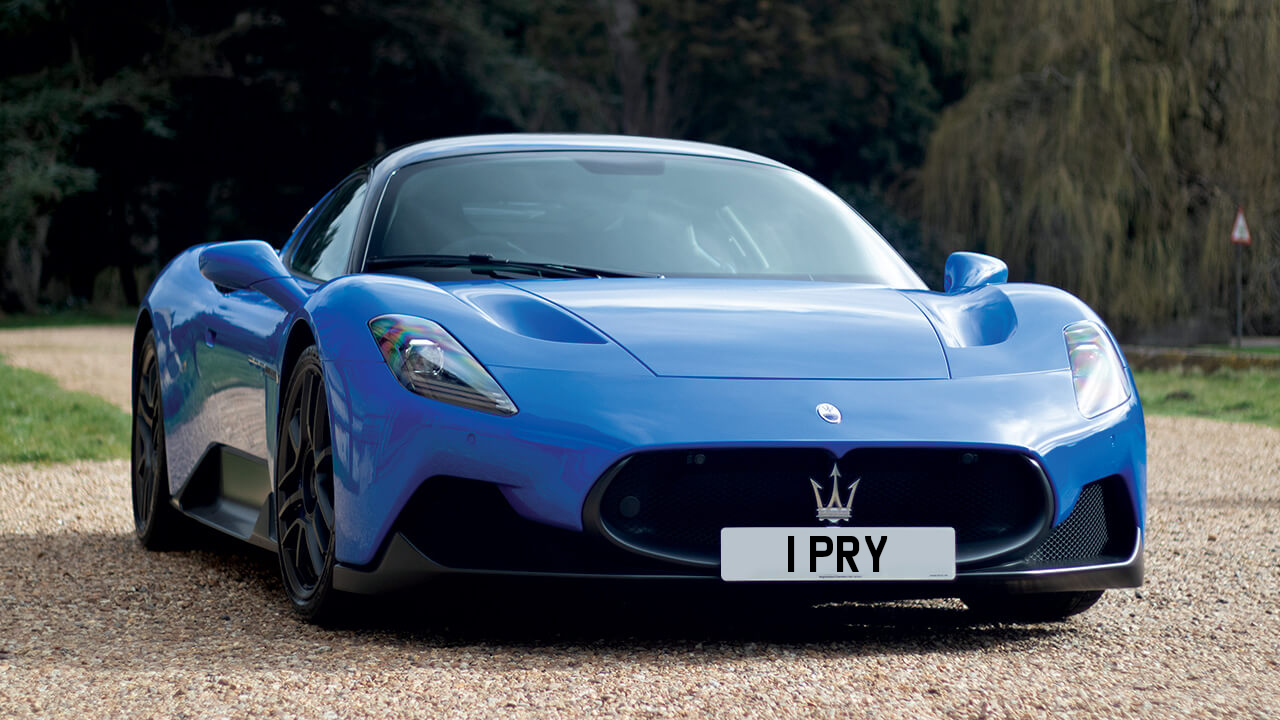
[132,134,1145,623]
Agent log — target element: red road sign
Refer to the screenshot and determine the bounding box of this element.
[1231,207,1252,245]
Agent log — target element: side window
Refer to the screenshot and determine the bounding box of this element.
[290,176,368,281]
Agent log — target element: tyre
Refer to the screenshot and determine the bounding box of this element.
[275,346,345,622]
[961,590,1104,622]
[132,331,185,549]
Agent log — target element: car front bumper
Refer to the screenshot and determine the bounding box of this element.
[326,358,1146,599]
[333,527,1142,597]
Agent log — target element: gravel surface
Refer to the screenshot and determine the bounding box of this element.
[1,328,1279,718]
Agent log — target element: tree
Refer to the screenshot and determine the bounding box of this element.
[0,0,164,312]
[917,0,1280,336]
[0,0,960,309]
[495,0,946,181]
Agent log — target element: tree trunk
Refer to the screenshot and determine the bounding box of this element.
[118,261,139,306]
[600,0,649,135]
[3,215,49,313]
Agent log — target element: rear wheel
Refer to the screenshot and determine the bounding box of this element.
[961,590,1104,622]
[132,331,185,549]
[275,346,344,622]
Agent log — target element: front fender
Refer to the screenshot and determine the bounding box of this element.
[906,283,1128,379]
[298,274,651,563]
[302,274,650,375]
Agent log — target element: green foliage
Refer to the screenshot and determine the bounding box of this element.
[7,0,1279,339]
[0,361,129,462]
[918,0,1280,336]
[1,0,165,312]
[504,0,947,186]
[1199,345,1280,356]
[0,306,136,328]
[0,0,955,311]
[0,70,129,224]
[1134,367,1280,428]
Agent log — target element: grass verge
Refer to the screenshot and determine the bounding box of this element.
[0,353,1275,465]
[1134,367,1280,428]
[1198,344,1280,355]
[0,361,130,463]
[0,307,137,329]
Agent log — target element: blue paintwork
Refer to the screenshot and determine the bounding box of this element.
[199,240,290,289]
[945,251,1010,293]
[199,240,307,312]
[138,133,1145,579]
[508,280,950,379]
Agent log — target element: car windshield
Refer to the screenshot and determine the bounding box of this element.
[366,151,925,287]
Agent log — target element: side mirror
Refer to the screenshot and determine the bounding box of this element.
[944,252,1008,293]
[199,240,305,311]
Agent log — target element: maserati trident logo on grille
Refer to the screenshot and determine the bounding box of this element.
[810,463,859,524]
[816,403,841,424]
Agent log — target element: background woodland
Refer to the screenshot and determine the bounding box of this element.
[3,0,1276,340]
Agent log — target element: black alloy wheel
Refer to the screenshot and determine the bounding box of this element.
[132,331,183,548]
[275,346,343,620]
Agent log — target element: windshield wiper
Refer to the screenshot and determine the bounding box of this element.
[365,254,657,279]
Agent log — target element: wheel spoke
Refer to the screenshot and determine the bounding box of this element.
[280,449,302,490]
[303,516,326,577]
[282,515,305,548]
[142,461,154,497]
[277,487,305,520]
[135,410,154,440]
[280,416,303,487]
[151,413,163,449]
[288,414,302,452]
[139,365,156,415]
[313,445,332,472]
[299,374,315,446]
[148,373,159,412]
[313,507,331,552]
[309,382,326,443]
[292,520,307,571]
[132,479,144,516]
[134,465,153,524]
[315,481,334,530]
[135,416,153,457]
[135,414,157,507]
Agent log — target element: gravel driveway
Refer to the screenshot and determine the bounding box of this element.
[1,328,1278,718]
[0,326,133,412]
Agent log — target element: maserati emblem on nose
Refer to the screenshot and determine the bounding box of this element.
[816,403,841,424]
[811,464,859,524]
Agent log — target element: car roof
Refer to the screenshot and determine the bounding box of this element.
[372,134,791,175]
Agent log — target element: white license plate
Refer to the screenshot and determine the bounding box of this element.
[720,527,956,581]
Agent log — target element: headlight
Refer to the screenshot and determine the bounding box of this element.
[369,314,517,416]
[1064,321,1129,418]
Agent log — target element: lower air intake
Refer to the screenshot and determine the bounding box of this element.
[1023,476,1136,567]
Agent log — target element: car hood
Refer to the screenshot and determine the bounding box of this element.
[493,279,949,380]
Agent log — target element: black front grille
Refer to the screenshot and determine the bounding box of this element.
[1023,477,1136,567]
[590,448,1053,567]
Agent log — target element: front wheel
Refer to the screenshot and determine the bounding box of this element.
[275,346,345,622]
[132,331,186,549]
[961,590,1104,622]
